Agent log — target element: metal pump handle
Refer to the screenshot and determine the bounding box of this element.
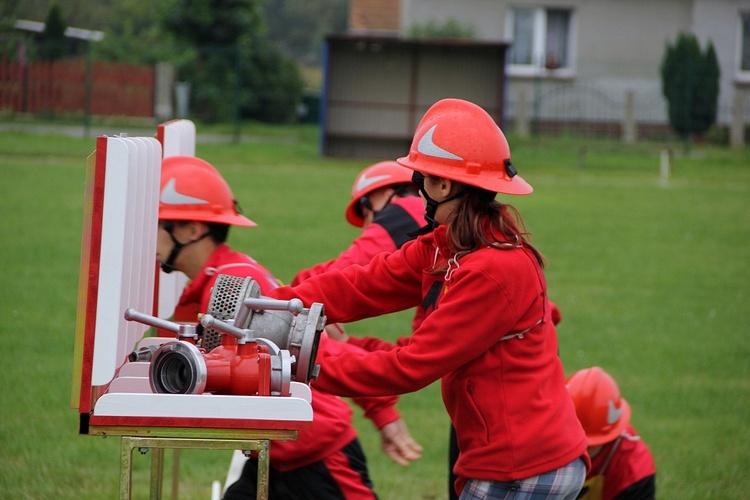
[124,308,197,339]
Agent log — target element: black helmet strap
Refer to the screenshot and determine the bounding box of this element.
[159,221,211,274]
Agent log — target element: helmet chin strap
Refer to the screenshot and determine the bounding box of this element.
[160,222,211,274]
[410,188,468,236]
[160,233,185,274]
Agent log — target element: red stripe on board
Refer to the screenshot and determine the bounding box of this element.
[78,137,108,414]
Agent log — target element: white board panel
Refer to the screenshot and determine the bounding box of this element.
[91,136,162,386]
[158,119,196,318]
[162,119,196,157]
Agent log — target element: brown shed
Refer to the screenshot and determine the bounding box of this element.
[321,33,510,159]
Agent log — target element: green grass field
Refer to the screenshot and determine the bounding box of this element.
[0,124,748,499]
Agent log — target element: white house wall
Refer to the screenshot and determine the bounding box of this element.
[401,0,511,41]
[692,0,750,126]
[400,0,745,128]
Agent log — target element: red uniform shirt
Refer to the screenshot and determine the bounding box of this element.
[173,244,281,322]
[173,243,401,470]
[293,195,426,332]
[581,426,656,500]
[270,223,589,491]
[292,196,424,285]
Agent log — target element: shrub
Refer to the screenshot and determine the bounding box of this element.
[660,33,720,140]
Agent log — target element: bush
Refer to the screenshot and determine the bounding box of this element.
[241,39,305,123]
[407,18,475,39]
[660,33,720,140]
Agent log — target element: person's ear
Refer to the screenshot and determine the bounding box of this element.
[187,221,208,241]
[438,178,454,199]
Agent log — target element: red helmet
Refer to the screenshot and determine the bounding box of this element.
[397,98,532,195]
[345,161,414,227]
[159,156,256,227]
[566,366,631,446]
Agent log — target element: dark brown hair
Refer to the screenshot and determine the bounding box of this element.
[443,185,545,268]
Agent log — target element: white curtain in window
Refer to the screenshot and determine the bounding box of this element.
[512,8,535,65]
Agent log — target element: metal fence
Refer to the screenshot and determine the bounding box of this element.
[0,57,154,117]
[506,81,745,143]
[0,51,746,146]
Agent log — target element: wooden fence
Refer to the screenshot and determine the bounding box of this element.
[0,58,154,117]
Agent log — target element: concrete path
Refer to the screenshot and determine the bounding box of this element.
[0,122,296,144]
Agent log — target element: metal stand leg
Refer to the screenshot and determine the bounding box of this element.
[256,441,270,500]
[119,436,272,500]
[171,449,180,500]
[150,448,164,499]
[120,437,135,500]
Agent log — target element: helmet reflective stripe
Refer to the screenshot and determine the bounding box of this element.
[345,161,415,227]
[355,174,391,193]
[417,125,464,161]
[160,178,209,205]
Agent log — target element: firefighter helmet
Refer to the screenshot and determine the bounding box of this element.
[566,366,632,446]
[397,98,532,195]
[345,161,415,227]
[158,156,256,227]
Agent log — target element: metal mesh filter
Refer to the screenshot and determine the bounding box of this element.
[203,274,324,383]
[203,275,260,351]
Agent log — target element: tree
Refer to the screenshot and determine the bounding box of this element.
[262,0,348,64]
[92,0,183,66]
[162,0,304,123]
[162,0,261,122]
[163,0,264,48]
[660,33,720,140]
[39,1,68,60]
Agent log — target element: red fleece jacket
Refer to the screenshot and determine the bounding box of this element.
[270,225,589,488]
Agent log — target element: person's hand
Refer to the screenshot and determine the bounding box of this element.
[325,323,349,342]
[550,301,562,326]
[379,418,423,466]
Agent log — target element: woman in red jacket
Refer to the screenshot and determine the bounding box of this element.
[269,98,589,499]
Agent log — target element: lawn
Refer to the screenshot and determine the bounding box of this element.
[0,124,748,499]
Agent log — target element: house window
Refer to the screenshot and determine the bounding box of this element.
[741,12,750,71]
[508,7,573,75]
